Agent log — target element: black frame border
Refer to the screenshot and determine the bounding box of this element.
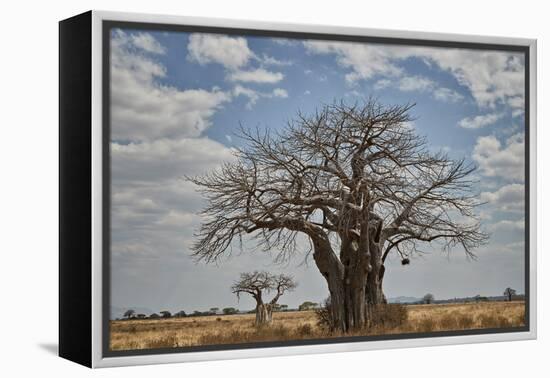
[101,19,531,359]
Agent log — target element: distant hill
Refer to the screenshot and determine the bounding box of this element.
[389,294,525,305]
[111,306,154,320]
[388,296,421,304]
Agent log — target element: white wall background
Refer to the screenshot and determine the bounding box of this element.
[0,0,545,376]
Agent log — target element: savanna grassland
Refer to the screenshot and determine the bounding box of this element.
[110,301,525,351]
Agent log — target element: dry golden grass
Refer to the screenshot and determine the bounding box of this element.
[110,301,525,351]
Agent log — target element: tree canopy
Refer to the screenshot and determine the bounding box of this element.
[191,100,486,265]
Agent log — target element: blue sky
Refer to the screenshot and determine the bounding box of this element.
[109,28,526,316]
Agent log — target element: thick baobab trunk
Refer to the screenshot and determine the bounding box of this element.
[255,303,273,326]
[312,237,348,332]
[312,230,388,332]
[313,236,372,332]
[365,240,387,324]
[344,274,368,329]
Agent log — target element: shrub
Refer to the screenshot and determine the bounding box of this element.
[315,297,334,331]
[296,323,314,337]
[369,303,408,328]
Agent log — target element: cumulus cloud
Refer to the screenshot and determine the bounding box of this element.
[480,183,525,212]
[432,87,464,103]
[272,88,288,98]
[129,33,166,54]
[304,40,524,111]
[112,138,236,182]
[111,30,231,142]
[373,75,463,103]
[458,113,504,129]
[233,85,288,109]
[398,75,434,92]
[260,54,292,66]
[110,30,237,267]
[187,34,287,84]
[187,33,254,69]
[227,68,284,83]
[489,219,525,232]
[472,133,525,181]
[304,40,405,82]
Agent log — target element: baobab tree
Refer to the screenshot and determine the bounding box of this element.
[123,309,135,319]
[191,100,487,332]
[231,271,297,326]
[503,287,516,301]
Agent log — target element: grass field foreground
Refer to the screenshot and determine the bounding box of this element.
[110,301,526,351]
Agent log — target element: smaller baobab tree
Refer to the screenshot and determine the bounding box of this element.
[123,309,135,319]
[423,293,435,304]
[232,271,297,326]
[503,287,516,302]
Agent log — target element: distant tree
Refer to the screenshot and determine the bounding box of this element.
[279,304,288,312]
[232,271,297,326]
[209,307,220,315]
[474,295,489,303]
[160,310,172,318]
[299,301,319,311]
[222,307,238,315]
[136,313,146,319]
[423,293,435,304]
[504,287,517,301]
[149,313,160,319]
[123,309,135,319]
[193,310,203,316]
[175,310,187,317]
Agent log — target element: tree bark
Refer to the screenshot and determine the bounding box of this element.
[312,237,348,332]
[255,303,273,326]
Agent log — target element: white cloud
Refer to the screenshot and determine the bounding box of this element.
[458,113,504,129]
[112,138,236,182]
[489,219,525,232]
[129,33,166,54]
[480,183,525,212]
[398,75,434,92]
[260,54,292,66]
[233,85,288,109]
[472,133,525,181]
[112,29,166,55]
[111,136,236,261]
[304,40,405,82]
[374,79,392,90]
[304,40,524,111]
[373,75,463,103]
[272,88,288,98]
[111,30,231,142]
[187,33,254,69]
[187,34,287,87]
[432,87,464,103]
[271,38,299,46]
[227,68,284,83]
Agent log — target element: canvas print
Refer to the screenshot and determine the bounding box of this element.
[106,24,528,353]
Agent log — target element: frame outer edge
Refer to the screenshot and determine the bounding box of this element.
[91,10,104,368]
[90,10,537,368]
